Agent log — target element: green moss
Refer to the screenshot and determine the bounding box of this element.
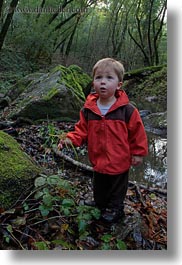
[135,66,167,98]
[125,64,166,78]
[51,64,91,101]
[123,66,167,100]
[7,64,92,121]
[0,131,41,209]
[43,87,59,101]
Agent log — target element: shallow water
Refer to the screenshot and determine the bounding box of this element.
[129,98,167,189]
[129,132,167,189]
[76,132,167,189]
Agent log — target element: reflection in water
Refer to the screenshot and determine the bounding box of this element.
[129,133,167,188]
[76,133,167,189]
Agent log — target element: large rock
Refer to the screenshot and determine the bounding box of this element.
[123,66,167,113]
[4,64,91,121]
[0,131,41,209]
[142,111,167,136]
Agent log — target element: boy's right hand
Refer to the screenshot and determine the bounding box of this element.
[58,138,72,150]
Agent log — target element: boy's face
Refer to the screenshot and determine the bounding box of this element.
[93,67,122,100]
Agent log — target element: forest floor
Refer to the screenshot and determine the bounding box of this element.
[0,52,167,250]
[0,120,167,250]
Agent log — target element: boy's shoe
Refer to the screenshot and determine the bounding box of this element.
[101,208,125,223]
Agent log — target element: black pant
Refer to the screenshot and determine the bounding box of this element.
[93,170,129,211]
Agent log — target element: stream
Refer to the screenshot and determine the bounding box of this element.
[129,132,167,189]
[76,131,167,190]
[128,97,167,189]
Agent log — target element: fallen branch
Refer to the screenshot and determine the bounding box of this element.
[53,148,167,196]
[135,185,147,207]
[53,147,93,172]
[129,182,167,197]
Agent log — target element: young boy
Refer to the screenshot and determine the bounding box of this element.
[58,58,148,223]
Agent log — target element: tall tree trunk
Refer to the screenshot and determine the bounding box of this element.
[65,15,81,57]
[0,0,4,19]
[48,0,74,25]
[153,0,167,65]
[36,0,46,21]
[0,0,19,51]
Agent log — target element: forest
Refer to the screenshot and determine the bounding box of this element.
[0,0,167,250]
[0,0,167,73]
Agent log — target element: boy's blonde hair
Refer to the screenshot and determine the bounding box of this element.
[92,58,125,82]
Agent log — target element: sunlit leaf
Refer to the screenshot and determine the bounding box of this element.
[52,239,75,249]
[61,223,69,232]
[6,224,13,233]
[34,191,44,199]
[12,216,26,226]
[62,198,75,207]
[149,193,157,200]
[34,241,50,250]
[101,234,112,243]
[47,175,60,185]
[34,176,46,187]
[116,239,127,250]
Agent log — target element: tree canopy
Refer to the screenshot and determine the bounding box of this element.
[0,0,167,72]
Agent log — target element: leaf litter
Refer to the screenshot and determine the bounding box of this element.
[0,121,167,250]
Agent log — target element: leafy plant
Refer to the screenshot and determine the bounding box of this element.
[76,205,100,239]
[34,174,75,217]
[38,122,79,161]
[100,234,127,250]
[33,173,101,248]
[38,123,61,148]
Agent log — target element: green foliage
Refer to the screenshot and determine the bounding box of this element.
[33,241,50,250]
[0,0,166,73]
[29,172,128,250]
[38,122,79,163]
[76,205,100,238]
[33,173,100,239]
[138,66,167,97]
[100,234,127,250]
[0,156,127,250]
[34,173,75,216]
[38,122,61,148]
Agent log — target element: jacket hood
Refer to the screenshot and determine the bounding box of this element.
[84,89,129,113]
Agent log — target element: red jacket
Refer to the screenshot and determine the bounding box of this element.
[67,90,148,175]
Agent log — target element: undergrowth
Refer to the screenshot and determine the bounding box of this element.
[0,123,127,250]
[0,173,126,250]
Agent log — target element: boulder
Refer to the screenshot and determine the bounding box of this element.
[0,131,41,209]
[4,64,91,121]
[142,111,167,136]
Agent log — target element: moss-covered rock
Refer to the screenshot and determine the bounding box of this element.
[0,131,41,209]
[142,111,167,136]
[123,65,167,112]
[4,64,92,121]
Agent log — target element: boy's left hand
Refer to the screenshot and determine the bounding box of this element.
[131,155,143,166]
